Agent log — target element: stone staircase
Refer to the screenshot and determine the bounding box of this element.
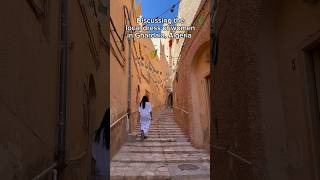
[110,109,210,180]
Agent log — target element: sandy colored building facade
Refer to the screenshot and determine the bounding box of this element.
[172,0,211,151]
[0,0,109,179]
[211,0,320,179]
[110,0,169,157]
[170,0,202,75]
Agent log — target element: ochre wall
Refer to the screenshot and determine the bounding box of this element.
[110,0,169,158]
[212,0,320,179]
[0,1,60,179]
[191,43,210,150]
[173,0,211,150]
[258,1,320,179]
[0,0,109,179]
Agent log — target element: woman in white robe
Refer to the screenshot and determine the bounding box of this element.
[138,96,152,139]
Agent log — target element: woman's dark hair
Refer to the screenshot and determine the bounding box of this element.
[95,108,109,149]
[140,96,149,109]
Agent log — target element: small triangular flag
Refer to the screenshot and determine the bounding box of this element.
[198,15,206,25]
[150,50,157,59]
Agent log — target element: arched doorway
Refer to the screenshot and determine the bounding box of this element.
[190,41,210,150]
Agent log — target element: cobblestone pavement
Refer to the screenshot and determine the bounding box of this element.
[111,109,210,180]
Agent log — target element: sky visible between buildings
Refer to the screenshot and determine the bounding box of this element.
[138,0,180,34]
[138,0,202,70]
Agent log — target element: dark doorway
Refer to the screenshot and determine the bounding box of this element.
[308,46,320,177]
[167,92,173,108]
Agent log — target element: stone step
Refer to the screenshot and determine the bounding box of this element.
[133,131,185,133]
[138,134,187,138]
[147,122,177,124]
[119,146,206,154]
[133,128,181,131]
[132,137,189,143]
[134,129,181,132]
[136,125,180,128]
[110,175,170,180]
[148,126,180,128]
[135,127,181,130]
[130,130,184,135]
[152,119,175,121]
[134,129,183,132]
[112,152,210,163]
[146,117,175,119]
[131,134,187,138]
[153,115,174,121]
[136,124,179,126]
[150,117,175,118]
[133,130,184,133]
[126,137,190,143]
[132,132,185,136]
[150,120,175,121]
[111,110,210,180]
[111,162,210,180]
[132,133,186,137]
[154,120,176,121]
[150,123,178,125]
[132,133,185,136]
[111,162,170,180]
[131,133,186,136]
[140,124,177,126]
[150,119,175,121]
[124,141,192,147]
[149,125,179,127]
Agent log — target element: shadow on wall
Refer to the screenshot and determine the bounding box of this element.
[190,41,210,150]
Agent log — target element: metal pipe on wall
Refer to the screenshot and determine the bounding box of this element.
[127,0,134,123]
[127,37,132,119]
[57,0,68,170]
[32,0,69,177]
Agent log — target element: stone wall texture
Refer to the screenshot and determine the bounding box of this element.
[0,0,109,179]
[110,0,169,158]
[212,0,320,179]
[173,0,211,151]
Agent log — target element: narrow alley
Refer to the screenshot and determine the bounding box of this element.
[110,108,210,180]
[109,0,211,179]
[3,0,320,179]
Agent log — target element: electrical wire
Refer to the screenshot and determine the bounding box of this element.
[155,0,181,19]
[142,0,182,27]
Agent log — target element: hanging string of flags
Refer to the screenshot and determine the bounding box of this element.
[169,39,173,48]
[136,59,163,76]
[198,15,206,25]
[150,77,163,86]
[150,49,157,59]
[138,43,159,60]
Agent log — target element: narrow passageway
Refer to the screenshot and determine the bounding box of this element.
[110,109,210,180]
